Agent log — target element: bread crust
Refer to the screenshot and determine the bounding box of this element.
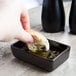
[26,29,49,51]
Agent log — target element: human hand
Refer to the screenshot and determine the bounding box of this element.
[0,0,33,43]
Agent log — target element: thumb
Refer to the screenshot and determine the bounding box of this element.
[16,29,33,43]
[20,10,30,30]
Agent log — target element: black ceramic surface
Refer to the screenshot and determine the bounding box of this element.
[11,39,70,72]
[69,0,76,34]
[41,0,65,33]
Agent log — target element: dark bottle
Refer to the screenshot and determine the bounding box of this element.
[41,0,65,33]
[69,0,76,34]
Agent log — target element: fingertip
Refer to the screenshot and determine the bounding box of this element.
[16,30,34,43]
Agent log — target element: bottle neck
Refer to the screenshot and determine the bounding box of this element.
[43,0,62,5]
[43,0,63,8]
[71,0,76,7]
[72,0,76,3]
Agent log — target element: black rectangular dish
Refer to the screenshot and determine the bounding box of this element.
[11,39,70,72]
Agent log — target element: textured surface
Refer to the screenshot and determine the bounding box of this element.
[0,1,76,76]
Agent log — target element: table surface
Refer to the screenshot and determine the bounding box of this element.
[0,1,76,76]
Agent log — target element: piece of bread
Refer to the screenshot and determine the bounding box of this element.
[26,29,49,51]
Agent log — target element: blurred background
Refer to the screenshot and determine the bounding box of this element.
[24,0,71,9]
[23,0,43,9]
